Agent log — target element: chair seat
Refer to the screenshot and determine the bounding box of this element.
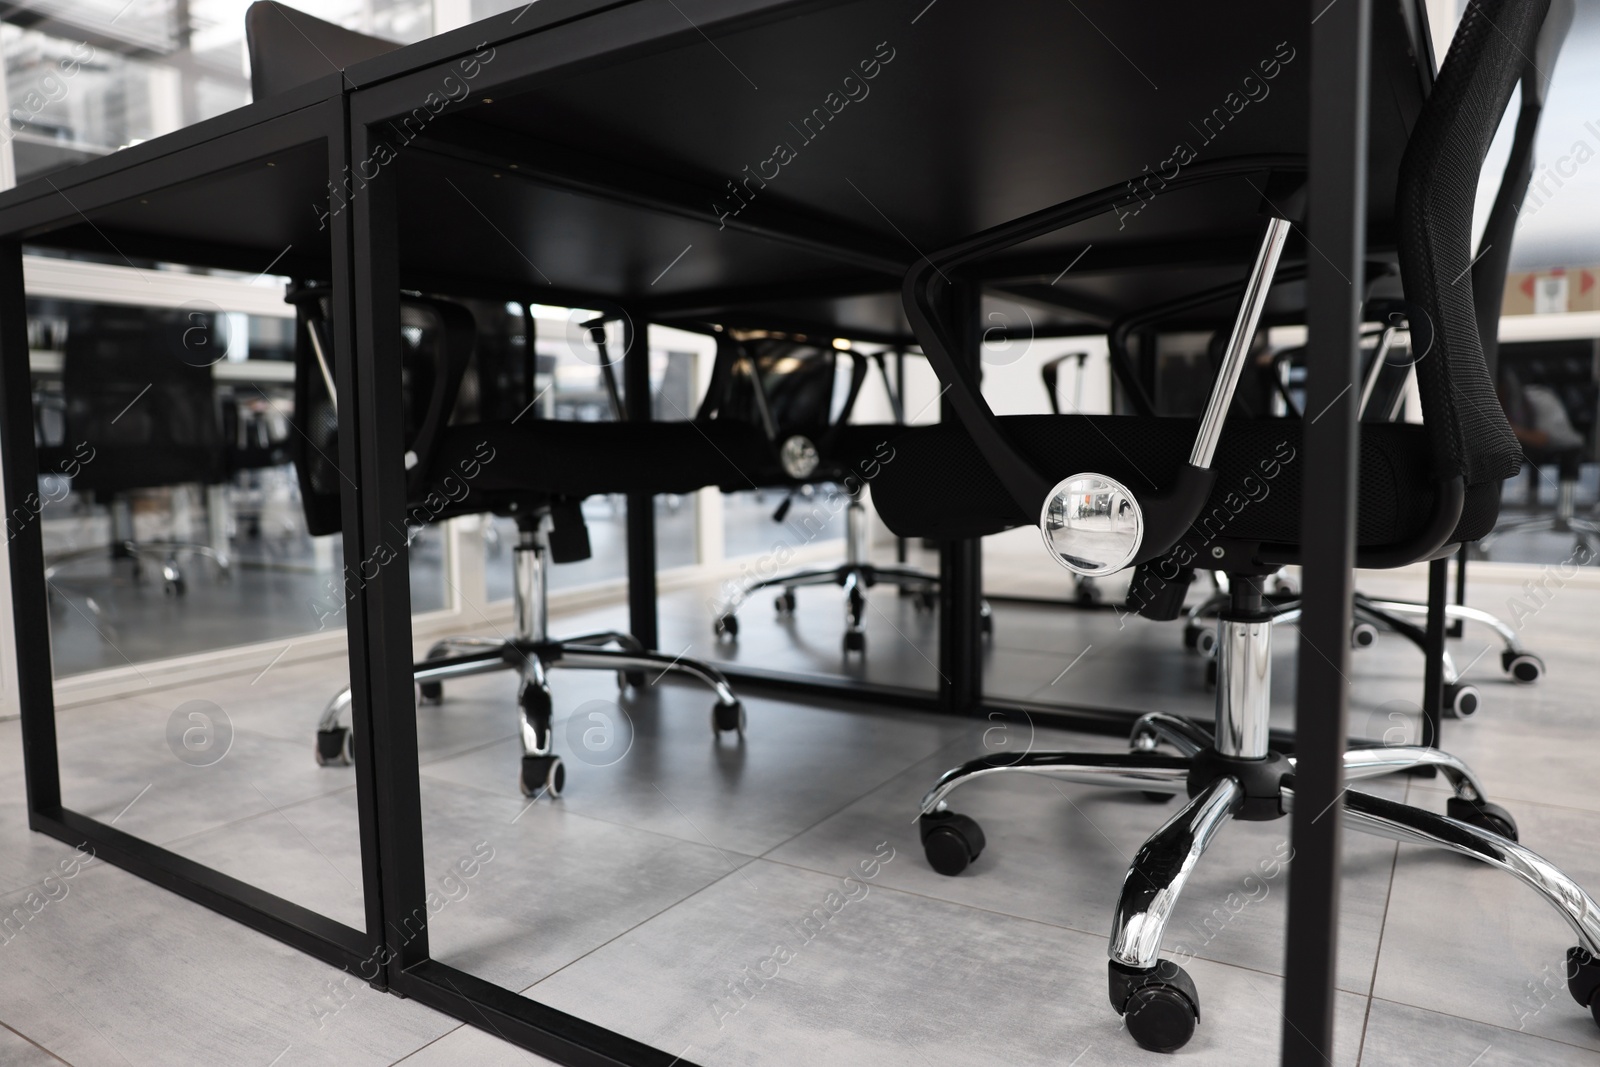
[430,418,773,499]
[870,415,1505,550]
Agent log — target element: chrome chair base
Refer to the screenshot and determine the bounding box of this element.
[918,577,1600,1053]
[711,498,991,654]
[1181,587,1543,716]
[314,513,744,797]
[45,539,228,597]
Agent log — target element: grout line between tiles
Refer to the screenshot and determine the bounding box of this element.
[0,1020,76,1067]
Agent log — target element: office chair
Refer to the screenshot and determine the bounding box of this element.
[870,0,1599,1051]
[40,305,230,597]
[701,333,976,654]
[247,5,760,798]
[1179,325,1547,716]
[290,291,756,795]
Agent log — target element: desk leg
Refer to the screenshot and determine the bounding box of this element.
[343,117,428,983]
[0,240,59,816]
[623,312,658,651]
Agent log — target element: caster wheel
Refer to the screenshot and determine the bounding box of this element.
[164,577,185,597]
[419,649,450,702]
[1447,796,1518,841]
[1566,947,1600,1030]
[1113,960,1200,1053]
[1503,650,1544,684]
[520,755,564,798]
[1204,658,1218,688]
[1195,629,1217,658]
[315,727,352,767]
[917,589,936,611]
[714,613,739,639]
[1443,682,1480,719]
[774,591,796,615]
[617,669,648,691]
[712,700,746,735]
[1351,621,1379,649]
[981,610,994,636]
[1182,626,1202,652]
[1142,791,1174,803]
[919,811,985,876]
[843,630,866,654]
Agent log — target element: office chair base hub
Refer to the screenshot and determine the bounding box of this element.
[916,577,1600,1051]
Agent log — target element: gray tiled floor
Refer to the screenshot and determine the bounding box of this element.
[2,559,1599,1066]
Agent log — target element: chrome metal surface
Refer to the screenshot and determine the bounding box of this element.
[412,653,510,686]
[1357,324,1398,417]
[1364,599,1524,654]
[1130,712,1212,757]
[845,498,868,565]
[1327,745,1485,802]
[518,657,554,757]
[514,521,549,643]
[780,434,821,479]
[318,687,354,733]
[1339,788,1600,957]
[1189,216,1292,469]
[1039,473,1143,576]
[918,751,1193,814]
[1109,777,1244,968]
[1215,617,1272,759]
[556,647,740,706]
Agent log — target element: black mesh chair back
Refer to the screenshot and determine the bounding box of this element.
[1398,0,1565,490]
[244,2,401,101]
[291,293,476,536]
[60,305,225,498]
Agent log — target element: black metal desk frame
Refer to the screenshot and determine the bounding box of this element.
[0,1,1378,1063]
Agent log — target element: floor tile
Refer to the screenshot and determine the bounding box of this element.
[1372,796,1600,1052]
[527,858,1370,1067]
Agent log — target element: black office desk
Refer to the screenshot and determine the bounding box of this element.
[0,1,1424,1063]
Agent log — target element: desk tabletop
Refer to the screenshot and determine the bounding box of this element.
[346,0,1434,338]
[0,0,1435,344]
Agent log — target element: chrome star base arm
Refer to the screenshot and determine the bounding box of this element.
[1109,777,1243,969]
[918,751,1193,816]
[1278,780,1600,961]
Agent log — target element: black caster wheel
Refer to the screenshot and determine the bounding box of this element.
[1204,658,1218,689]
[917,588,936,611]
[1351,621,1379,649]
[1566,947,1600,1030]
[712,700,746,735]
[315,727,352,767]
[1195,628,1217,658]
[1502,650,1544,684]
[1112,960,1200,1053]
[1182,626,1202,651]
[1142,791,1174,803]
[843,629,866,654]
[714,613,739,639]
[520,755,565,798]
[919,811,985,876]
[1442,682,1480,719]
[617,669,648,691]
[419,649,449,702]
[774,591,796,615]
[981,610,994,637]
[1447,796,1518,841]
[164,577,185,597]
